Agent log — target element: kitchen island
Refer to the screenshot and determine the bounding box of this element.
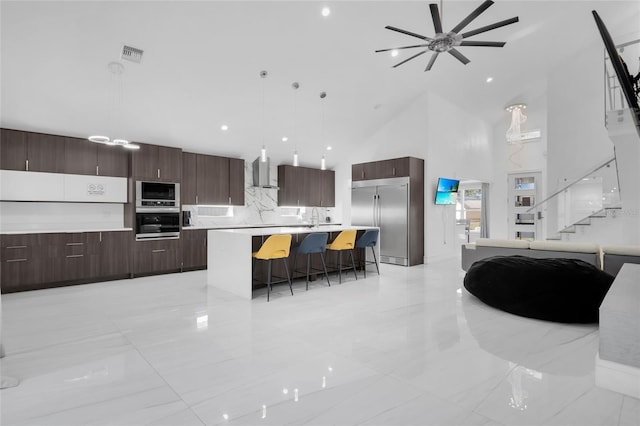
[207,225,379,299]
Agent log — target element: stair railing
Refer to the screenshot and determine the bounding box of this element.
[604,38,640,115]
[526,156,620,237]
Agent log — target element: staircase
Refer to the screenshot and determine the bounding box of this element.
[548,206,623,241]
[532,37,640,244]
[526,156,622,242]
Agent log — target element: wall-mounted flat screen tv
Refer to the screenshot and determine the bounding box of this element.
[435,177,460,205]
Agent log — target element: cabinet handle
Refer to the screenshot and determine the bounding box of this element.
[96,165,99,176]
[229,197,231,205]
[66,242,84,246]
[66,254,84,258]
[6,258,27,263]
[392,167,396,176]
[196,195,198,204]
[157,168,160,179]
[361,170,364,179]
[152,249,166,253]
[26,159,29,171]
[99,232,102,242]
[6,245,27,249]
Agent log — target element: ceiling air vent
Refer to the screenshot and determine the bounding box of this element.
[121,45,144,64]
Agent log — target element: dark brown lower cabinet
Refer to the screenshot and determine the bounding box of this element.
[97,231,131,277]
[182,229,207,270]
[1,234,43,292]
[133,238,181,276]
[1,231,132,293]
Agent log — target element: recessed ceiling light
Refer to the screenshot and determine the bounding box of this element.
[391,49,399,57]
[282,136,288,142]
[221,124,229,131]
[321,7,330,17]
[486,77,493,83]
[326,146,332,151]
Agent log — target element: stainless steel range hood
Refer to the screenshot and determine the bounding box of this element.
[252,157,279,189]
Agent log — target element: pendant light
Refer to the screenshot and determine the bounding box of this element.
[88,61,139,150]
[291,81,300,166]
[319,91,328,169]
[259,70,268,162]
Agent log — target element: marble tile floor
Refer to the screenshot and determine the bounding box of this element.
[1,258,639,426]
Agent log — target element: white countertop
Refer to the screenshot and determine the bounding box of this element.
[184,223,341,230]
[208,225,377,236]
[1,228,133,235]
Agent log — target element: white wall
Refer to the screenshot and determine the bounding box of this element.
[344,90,496,262]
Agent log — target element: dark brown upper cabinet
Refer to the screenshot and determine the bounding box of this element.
[197,154,229,205]
[228,157,245,206]
[181,152,198,204]
[131,142,182,182]
[319,169,335,207]
[2,129,128,177]
[277,165,335,207]
[25,132,66,173]
[96,144,129,177]
[1,129,27,171]
[352,157,412,181]
[0,129,65,173]
[65,137,98,175]
[181,152,244,206]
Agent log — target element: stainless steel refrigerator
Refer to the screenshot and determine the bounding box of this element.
[351,177,410,266]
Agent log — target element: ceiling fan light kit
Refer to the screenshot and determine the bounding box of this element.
[376,0,519,71]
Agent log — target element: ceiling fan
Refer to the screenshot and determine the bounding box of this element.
[376,0,519,71]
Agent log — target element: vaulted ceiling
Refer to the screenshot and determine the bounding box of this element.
[2,1,638,167]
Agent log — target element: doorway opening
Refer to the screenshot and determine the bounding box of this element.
[455,181,485,245]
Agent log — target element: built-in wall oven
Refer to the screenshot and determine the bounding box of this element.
[135,181,180,240]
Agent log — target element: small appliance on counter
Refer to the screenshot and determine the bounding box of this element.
[182,210,192,227]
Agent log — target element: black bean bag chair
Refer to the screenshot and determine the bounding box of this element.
[463,256,615,323]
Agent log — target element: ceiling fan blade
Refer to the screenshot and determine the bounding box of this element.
[425,52,439,71]
[375,44,430,53]
[461,17,519,39]
[385,25,432,41]
[448,48,470,65]
[393,50,427,68]
[450,0,494,34]
[459,40,506,47]
[429,4,443,34]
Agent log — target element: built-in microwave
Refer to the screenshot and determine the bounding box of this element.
[135,211,180,240]
[136,181,180,209]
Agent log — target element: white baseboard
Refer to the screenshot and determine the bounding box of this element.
[595,353,640,398]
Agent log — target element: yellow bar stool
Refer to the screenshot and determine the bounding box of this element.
[326,230,358,284]
[252,234,293,302]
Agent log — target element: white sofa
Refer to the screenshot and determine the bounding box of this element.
[461,238,602,272]
[601,245,640,276]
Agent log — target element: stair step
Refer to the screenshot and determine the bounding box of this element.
[559,225,577,233]
[547,235,562,240]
